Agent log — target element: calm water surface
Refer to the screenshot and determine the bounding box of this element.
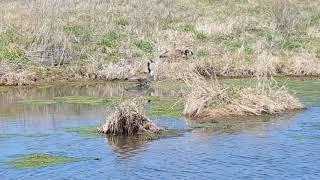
[0,80,320,179]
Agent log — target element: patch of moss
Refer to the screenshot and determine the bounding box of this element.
[64,126,99,136]
[54,96,110,105]
[18,99,57,105]
[0,133,49,138]
[9,154,76,168]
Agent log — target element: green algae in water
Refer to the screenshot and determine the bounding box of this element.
[18,99,57,105]
[146,97,184,117]
[137,129,184,140]
[64,126,100,136]
[9,154,76,168]
[0,133,49,138]
[54,96,110,105]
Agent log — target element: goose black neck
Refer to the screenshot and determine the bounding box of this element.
[147,62,151,74]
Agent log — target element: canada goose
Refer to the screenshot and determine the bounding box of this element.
[159,49,193,62]
[127,60,154,86]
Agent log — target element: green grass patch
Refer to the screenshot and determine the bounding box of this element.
[194,31,208,41]
[0,133,49,138]
[18,99,57,105]
[278,38,304,50]
[64,126,99,136]
[0,31,16,49]
[146,97,184,117]
[9,154,76,168]
[63,24,93,42]
[181,23,196,32]
[308,10,320,27]
[0,44,28,63]
[114,17,128,26]
[97,31,122,48]
[54,96,110,105]
[256,29,305,50]
[135,40,154,54]
[223,38,253,54]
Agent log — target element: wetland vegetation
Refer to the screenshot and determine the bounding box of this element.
[1,0,320,178]
[0,0,319,85]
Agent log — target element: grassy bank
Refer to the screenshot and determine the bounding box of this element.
[0,0,319,85]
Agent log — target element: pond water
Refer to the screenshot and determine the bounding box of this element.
[0,79,320,179]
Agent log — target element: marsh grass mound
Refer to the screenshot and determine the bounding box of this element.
[98,98,161,136]
[183,77,304,119]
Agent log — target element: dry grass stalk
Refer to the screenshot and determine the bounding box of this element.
[183,74,304,119]
[98,98,160,136]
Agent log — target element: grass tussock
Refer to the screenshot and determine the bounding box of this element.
[98,98,161,136]
[183,75,304,119]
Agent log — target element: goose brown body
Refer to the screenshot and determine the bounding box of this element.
[159,49,193,62]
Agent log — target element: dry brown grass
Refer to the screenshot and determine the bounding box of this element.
[0,62,37,85]
[98,98,160,136]
[0,0,319,84]
[182,74,304,119]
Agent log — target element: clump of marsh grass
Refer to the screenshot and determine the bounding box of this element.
[183,74,304,119]
[98,98,161,136]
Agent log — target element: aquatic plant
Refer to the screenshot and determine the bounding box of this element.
[54,96,109,105]
[98,98,161,136]
[9,154,76,168]
[18,99,57,105]
[146,97,184,117]
[64,126,99,136]
[183,74,304,119]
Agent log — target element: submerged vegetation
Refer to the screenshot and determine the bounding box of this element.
[54,96,109,105]
[9,154,76,168]
[64,126,99,136]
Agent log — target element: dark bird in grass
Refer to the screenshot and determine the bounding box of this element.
[159,49,193,62]
[126,60,155,86]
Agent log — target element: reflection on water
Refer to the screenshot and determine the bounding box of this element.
[0,79,320,179]
[187,111,301,137]
[105,136,147,159]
